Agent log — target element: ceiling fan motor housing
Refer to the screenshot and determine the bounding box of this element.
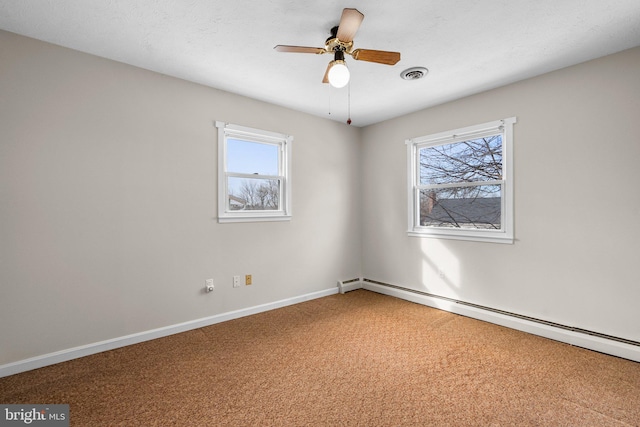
[326,37,353,54]
[327,25,339,42]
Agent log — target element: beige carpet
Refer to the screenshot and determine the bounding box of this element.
[1,290,639,426]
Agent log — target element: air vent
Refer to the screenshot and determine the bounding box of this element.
[400,67,429,80]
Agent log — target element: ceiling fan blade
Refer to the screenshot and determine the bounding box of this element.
[336,8,364,43]
[274,45,326,54]
[351,49,401,65]
[322,63,331,84]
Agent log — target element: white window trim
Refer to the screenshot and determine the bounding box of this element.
[216,121,292,223]
[406,117,516,244]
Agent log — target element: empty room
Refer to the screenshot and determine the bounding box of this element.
[1,1,640,425]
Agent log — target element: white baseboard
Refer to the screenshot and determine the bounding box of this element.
[363,282,640,363]
[0,287,339,378]
[5,282,636,378]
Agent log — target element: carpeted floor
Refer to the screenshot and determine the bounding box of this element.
[1,290,639,426]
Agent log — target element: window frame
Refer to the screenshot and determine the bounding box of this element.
[406,117,516,244]
[216,121,292,223]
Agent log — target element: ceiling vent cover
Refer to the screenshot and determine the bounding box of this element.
[401,67,429,80]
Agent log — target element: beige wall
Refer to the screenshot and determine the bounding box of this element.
[0,30,362,365]
[361,46,640,342]
[2,28,639,368]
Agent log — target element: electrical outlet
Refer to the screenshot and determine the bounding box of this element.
[233,275,241,288]
[205,279,214,292]
[245,274,252,285]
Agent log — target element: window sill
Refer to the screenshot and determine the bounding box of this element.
[407,230,513,244]
[218,214,292,224]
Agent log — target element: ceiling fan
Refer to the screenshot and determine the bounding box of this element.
[274,8,401,88]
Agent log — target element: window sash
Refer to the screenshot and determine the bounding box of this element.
[417,179,504,191]
[226,138,281,176]
[226,175,283,212]
[417,135,503,186]
[410,119,507,146]
[414,182,504,231]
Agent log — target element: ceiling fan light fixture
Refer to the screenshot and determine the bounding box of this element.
[275,8,401,90]
[327,59,350,88]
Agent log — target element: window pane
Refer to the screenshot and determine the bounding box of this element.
[227,138,279,175]
[419,185,501,229]
[228,177,280,211]
[419,135,502,185]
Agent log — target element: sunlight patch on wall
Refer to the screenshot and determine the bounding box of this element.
[420,238,461,299]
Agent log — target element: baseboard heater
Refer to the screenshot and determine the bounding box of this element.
[337,278,362,294]
[362,278,640,349]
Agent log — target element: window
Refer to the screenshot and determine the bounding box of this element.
[406,117,516,243]
[216,121,292,223]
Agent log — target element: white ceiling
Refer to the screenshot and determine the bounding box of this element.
[1,0,640,126]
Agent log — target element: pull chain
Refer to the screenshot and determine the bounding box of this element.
[347,81,352,125]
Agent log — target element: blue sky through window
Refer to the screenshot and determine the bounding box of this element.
[227,138,278,175]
